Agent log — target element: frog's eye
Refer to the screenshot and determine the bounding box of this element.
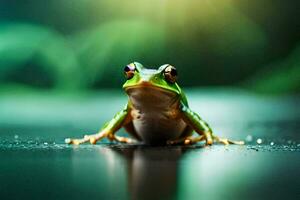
[163,65,177,83]
[124,64,136,79]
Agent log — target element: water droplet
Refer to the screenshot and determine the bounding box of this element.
[246,135,253,142]
[256,138,263,144]
[287,140,292,144]
[270,142,274,146]
[44,142,48,145]
[14,135,19,139]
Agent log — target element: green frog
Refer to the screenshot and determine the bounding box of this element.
[65,62,244,145]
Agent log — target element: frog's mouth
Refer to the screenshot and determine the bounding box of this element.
[125,86,174,97]
[124,81,177,96]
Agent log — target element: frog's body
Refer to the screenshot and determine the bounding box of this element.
[126,85,186,144]
[66,62,244,146]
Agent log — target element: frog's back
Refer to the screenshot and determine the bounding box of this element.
[127,86,188,144]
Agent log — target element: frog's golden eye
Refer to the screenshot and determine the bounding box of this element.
[163,65,177,83]
[124,63,135,79]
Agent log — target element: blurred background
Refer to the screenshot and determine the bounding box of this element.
[1,1,300,200]
[0,0,299,94]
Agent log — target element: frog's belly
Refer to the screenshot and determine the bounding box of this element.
[132,113,187,144]
[126,85,187,144]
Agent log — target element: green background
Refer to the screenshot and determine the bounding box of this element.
[0,0,299,94]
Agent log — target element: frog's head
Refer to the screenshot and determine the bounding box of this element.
[122,62,181,95]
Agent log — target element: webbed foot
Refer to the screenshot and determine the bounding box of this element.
[167,134,244,146]
[65,131,108,145]
[65,131,135,145]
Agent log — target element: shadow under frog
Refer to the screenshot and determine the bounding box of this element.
[107,144,192,200]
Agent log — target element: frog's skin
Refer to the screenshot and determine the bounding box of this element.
[65,62,244,146]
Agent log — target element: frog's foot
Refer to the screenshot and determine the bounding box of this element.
[113,135,135,144]
[213,135,244,145]
[65,131,108,145]
[65,132,136,145]
[167,135,205,145]
[183,136,206,145]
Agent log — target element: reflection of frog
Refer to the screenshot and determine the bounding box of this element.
[66,62,244,145]
[111,146,183,200]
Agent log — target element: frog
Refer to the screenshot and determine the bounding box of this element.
[65,62,244,146]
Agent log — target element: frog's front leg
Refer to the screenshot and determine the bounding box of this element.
[180,102,244,145]
[65,104,133,145]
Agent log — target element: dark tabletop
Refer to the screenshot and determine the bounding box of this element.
[0,89,299,200]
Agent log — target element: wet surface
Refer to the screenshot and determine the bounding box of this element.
[0,89,299,200]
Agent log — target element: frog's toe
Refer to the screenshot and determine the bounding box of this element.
[185,136,206,145]
[89,137,97,144]
[65,138,72,144]
[205,138,213,145]
[204,132,213,145]
[213,135,244,145]
[228,140,245,145]
[184,139,192,145]
[65,137,90,145]
[114,135,135,144]
[218,138,229,145]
